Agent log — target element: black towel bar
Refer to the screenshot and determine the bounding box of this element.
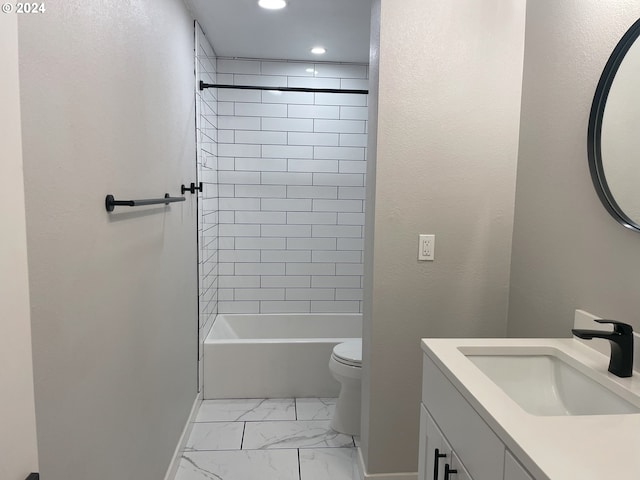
[105,193,185,212]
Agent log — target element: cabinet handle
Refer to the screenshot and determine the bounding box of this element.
[444,463,457,480]
[434,448,447,480]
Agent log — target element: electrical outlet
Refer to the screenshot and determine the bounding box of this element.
[418,234,435,261]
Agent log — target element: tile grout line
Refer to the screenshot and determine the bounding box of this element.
[240,421,246,450]
[297,448,302,480]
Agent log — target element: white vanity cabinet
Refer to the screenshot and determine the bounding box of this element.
[419,353,534,480]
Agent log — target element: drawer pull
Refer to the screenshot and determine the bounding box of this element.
[444,463,457,479]
[434,448,447,480]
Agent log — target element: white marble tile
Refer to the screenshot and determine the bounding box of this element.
[296,398,337,420]
[299,448,359,480]
[185,422,244,451]
[176,450,299,480]
[195,398,296,422]
[243,420,354,450]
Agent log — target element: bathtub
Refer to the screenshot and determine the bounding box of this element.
[203,314,362,399]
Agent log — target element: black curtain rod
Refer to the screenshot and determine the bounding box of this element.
[199,81,368,95]
[105,193,185,212]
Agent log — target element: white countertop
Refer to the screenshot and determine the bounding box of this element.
[421,338,640,480]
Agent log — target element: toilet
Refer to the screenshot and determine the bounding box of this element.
[329,339,362,435]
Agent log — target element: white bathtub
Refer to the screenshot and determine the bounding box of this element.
[203,314,362,399]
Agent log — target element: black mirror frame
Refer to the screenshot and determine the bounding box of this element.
[588,17,640,232]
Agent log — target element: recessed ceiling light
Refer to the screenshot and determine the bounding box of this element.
[311,47,326,55]
[258,0,286,10]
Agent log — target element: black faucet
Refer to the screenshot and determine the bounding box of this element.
[572,320,634,378]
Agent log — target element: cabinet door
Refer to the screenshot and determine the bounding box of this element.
[423,405,452,480]
[448,450,473,480]
[504,451,534,480]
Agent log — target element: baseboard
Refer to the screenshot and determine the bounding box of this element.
[357,447,418,480]
[164,391,203,480]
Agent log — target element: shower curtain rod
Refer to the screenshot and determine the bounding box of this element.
[199,81,368,95]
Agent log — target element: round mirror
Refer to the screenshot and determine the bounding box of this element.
[588,18,640,231]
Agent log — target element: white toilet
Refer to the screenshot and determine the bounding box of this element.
[329,339,362,435]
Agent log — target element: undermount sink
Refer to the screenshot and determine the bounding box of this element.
[462,347,640,416]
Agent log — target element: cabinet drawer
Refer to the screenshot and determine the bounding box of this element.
[422,354,505,480]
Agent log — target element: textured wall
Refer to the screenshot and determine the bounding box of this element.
[362,0,525,474]
[214,58,368,314]
[508,0,640,337]
[18,1,198,478]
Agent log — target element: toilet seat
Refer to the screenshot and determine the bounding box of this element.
[332,340,362,368]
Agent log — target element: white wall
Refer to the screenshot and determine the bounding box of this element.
[18,1,198,479]
[0,12,39,480]
[508,1,640,337]
[361,0,525,475]
[214,59,368,314]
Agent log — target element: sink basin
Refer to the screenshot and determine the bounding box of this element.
[463,348,640,416]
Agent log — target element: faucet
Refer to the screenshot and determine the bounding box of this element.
[572,319,634,378]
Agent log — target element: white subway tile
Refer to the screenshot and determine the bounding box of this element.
[338,187,366,200]
[313,199,363,212]
[261,172,312,185]
[312,251,362,263]
[336,263,364,275]
[218,102,234,115]
[235,237,286,250]
[261,225,311,237]
[234,74,287,87]
[235,130,287,145]
[288,132,339,146]
[235,158,287,172]
[262,90,314,105]
[313,173,364,186]
[219,250,261,263]
[287,212,337,224]
[235,263,286,275]
[287,186,337,199]
[337,238,364,250]
[286,288,335,300]
[218,171,261,184]
[312,276,361,288]
[314,119,366,134]
[286,238,335,251]
[338,161,367,174]
[235,289,285,301]
[288,159,338,173]
[286,263,336,276]
[339,134,368,147]
[218,143,261,158]
[218,198,259,211]
[338,213,366,225]
[314,64,368,79]
[262,117,313,132]
[336,289,363,301]
[218,301,260,314]
[218,263,235,275]
[218,276,261,288]
[218,116,261,130]
[235,211,286,224]
[263,145,313,159]
[341,78,369,90]
[288,105,339,120]
[314,93,367,107]
[262,198,312,211]
[217,59,261,74]
[261,276,311,288]
[260,301,311,314]
[236,103,288,117]
[218,211,234,223]
[218,289,234,301]
[219,224,261,237]
[216,73,233,84]
[311,301,360,313]
[236,185,287,198]
[261,61,314,76]
[218,89,262,103]
[217,131,235,144]
[261,250,311,263]
[218,237,234,250]
[312,225,362,237]
[288,77,341,89]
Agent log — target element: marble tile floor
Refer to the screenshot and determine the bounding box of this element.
[174,398,361,480]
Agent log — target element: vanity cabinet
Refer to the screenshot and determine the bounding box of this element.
[419,354,534,480]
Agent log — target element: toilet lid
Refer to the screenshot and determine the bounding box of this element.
[333,340,362,366]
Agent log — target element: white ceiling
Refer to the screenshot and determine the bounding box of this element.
[185,0,372,64]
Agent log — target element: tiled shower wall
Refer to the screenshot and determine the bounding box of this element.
[195,25,218,389]
[215,58,369,314]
